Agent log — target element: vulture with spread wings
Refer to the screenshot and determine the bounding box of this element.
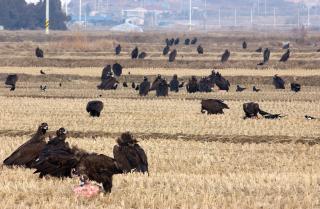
[3,123,48,168]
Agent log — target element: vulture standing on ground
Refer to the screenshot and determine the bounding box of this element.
[156,79,169,97]
[131,47,139,59]
[280,49,290,62]
[257,48,270,65]
[186,76,199,93]
[242,41,247,49]
[197,45,204,54]
[138,52,147,59]
[101,65,112,80]
[150,75,162,91]
[174,38,180,45]
[35,47,44,58]
[40,70,46,75]
[211,72,230,91]
[191,37,198,45]
[221,49,230,63]
[169,74,181,92]
[243,102,285,119]
[291,83,301,92]
[139,77,150,96]
[113,132,148,174]
[112,63,123,77]
[236,85,246,92]
[273,74,285,89]
[5,74,18,91]
[3,123,48,168]
[184,38,190,45]
[198,77,213,92]
[201,99,229,115]
[169,49,177,62]
[163,45,170,55]
[86,100,104,117]
[115,44,121,55]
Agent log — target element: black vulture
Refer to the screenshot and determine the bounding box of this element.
[184,38,190,45]
[101,65,112,80]
[115,44,121,55]
[256,47,262,53]
[165,38,170,46]
[186,76,199,93]
[273,75,285,89]
[199,77,213,92]
[138,52,147,59]
[174,38,180,45]
[135,85,140,91]
[291,83,301,92]
[201,99,229,115]
[169,74,180,92]
[197,45,204,54]
[156,79,169,97]
[163,45,170,55]
[40,70,46,75]
[191,37,198,45]
[257,48,270,65]
[35,47,44,58]
[243,102,285,119]
[253,86,260,92]
[3,123,48,168]
[211,72,230,91]
[112,63,123,77]
[113,132,148,174]
[282,42,290,49]
[139,77,150,96]
[123,82,128,87]
[86,100,104,117]
[221,49,230,63]
[169,49,177,62]
[131,47,139,59]
[236,85,246,92]
[169,38,175,46]
[5,74,18,91]
[150,74,162,91]
[34,128,122,192]
[242,41,247,49]
[97,76,119,90]
[280,49,290,62]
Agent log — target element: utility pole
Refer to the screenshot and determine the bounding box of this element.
[273,8,276,27]
[204,0,207,31]
[218,8,221,27]
[258,0,260,16]
[298,8,300,27]
[264,0,267,16]
[189,0,192,31]
[251,8,253,26]
[234,8,237,27]
[45,0,49,35]
[307,6,310,27]
[79,0,82,22]
[65,0,68,16]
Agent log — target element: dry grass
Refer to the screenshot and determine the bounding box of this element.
[1,136,320,209]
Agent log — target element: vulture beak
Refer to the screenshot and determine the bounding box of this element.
[63,129,68,135]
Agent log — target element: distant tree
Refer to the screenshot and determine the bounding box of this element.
[0,0,68,30]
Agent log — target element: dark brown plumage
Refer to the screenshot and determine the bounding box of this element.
[35,47,44,58]
[3,123,48,168]
[243,102,285,119]
[280,49,290,62]
[86,100,104,117]
[273,74,285,89]
[163,45,170,55]
[197,45,204,54]
[169,49,177,62]
[156,79,169,97]
[5,74,18,89]
[191,37,197,45]
[150,75,162,91]
[201,99,229,114]
[131,47,139,59]
[186,76,199,93]
[242,41,247,49]
[138,52,147,59]
[112,63,123,77]
[139,77,150,96]
[113,132,148,174]
[221,49,230,63]
[115,44,121,55]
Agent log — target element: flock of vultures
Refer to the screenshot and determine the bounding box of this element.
[2,37,319,195]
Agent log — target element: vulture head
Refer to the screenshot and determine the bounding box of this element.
[38,123,49,135]
[56,128,68,140]
[116,132,138,146]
